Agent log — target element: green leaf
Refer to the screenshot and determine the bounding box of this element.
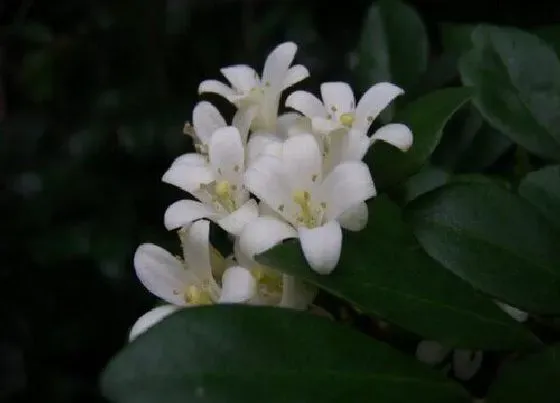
[354,0,428,96]
[518,165,560,232]
[432,105,483,170]
[455,124,512,173]
[368,87,471,189]
[101,306,470,403]
[487,345,560,403]
[406,181,560,314]
[536,25,560,57]
[459,25,560,160]
[401,165,450,203]
[259,197,536,350]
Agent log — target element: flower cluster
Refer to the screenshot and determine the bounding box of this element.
[129,42,413,340]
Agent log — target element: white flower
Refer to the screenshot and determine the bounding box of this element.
[163,126,259,235]
[285,82,413,159]
[415,302,527,381]
[187,101,254,148]
[133,220,257,308]
[240,133,376,274]
[129,304,180,342]
[199,42,309,132]
[416,341,483,381]
[189,101,273,166]
[233,241,316,309]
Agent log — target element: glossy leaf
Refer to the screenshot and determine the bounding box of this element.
[518,165,560,232]
[487,345,560,403]
[536,25,560,58]
[401,165,450,204]
[459,25,560,160]
[432,105,482,170]
[259,197,537,350]
[101,306,470,403]
[406,182,560,314]
[455,124,512,173]
[354,0,428,94]
[369,87,471,189]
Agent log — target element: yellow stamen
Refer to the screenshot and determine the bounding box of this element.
[215,180,231,198]
[184,285,213,305]
[293,190,315,228]
[214,180,237,212]
[252,266,283,296]
[340,112,355,127]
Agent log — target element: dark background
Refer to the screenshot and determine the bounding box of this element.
[1,1,559,402]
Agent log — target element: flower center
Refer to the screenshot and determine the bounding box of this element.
[292,190,325,228]
[210,180,238,213]
[251,266,283,301]
[339,112,355,128]
[184,283,214,305]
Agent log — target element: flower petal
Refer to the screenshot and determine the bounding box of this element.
[262,42,297,90]
[279,275,316,309]
[164,200,218,230]
[171,152,208,166]
[320,82,355,120]
[298,220,342,274]
[220,65,259,92]
[311,116,341,134]
[354,82,404,132]
[233,237,255,269]
[320,162,376,220]
[453,350,483,381]
[182,219,213,281]
[285,90,327,119]
[246,133,284,166]
[371,123,413,151]
[217,198,259,235]
[219,266,257,303]
[282,133,323,189]
[232,106,257,143]
[277,113,312,137]
[134,243,192,305]
[496,301,529,322]
[338,202,369,231]
[239,216,297,259]
[128,305,180,342]
[208,126,245,184]
[162,154,214,193]
[192,101,227,145]
[283,64,309,90]
[244,155,293,220]
[344,129,371,161]
[198,79,236,100]
[416,340,451,365]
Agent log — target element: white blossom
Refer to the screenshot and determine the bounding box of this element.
[163,126,258,235]
[134,220,256,308]
[416,301,528,381]
[416,341,483,381]
[285,82,413,167]
[188,101,278,166]
[240,133,375,274]
[233,241,316,309]
[199,42,309,132]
